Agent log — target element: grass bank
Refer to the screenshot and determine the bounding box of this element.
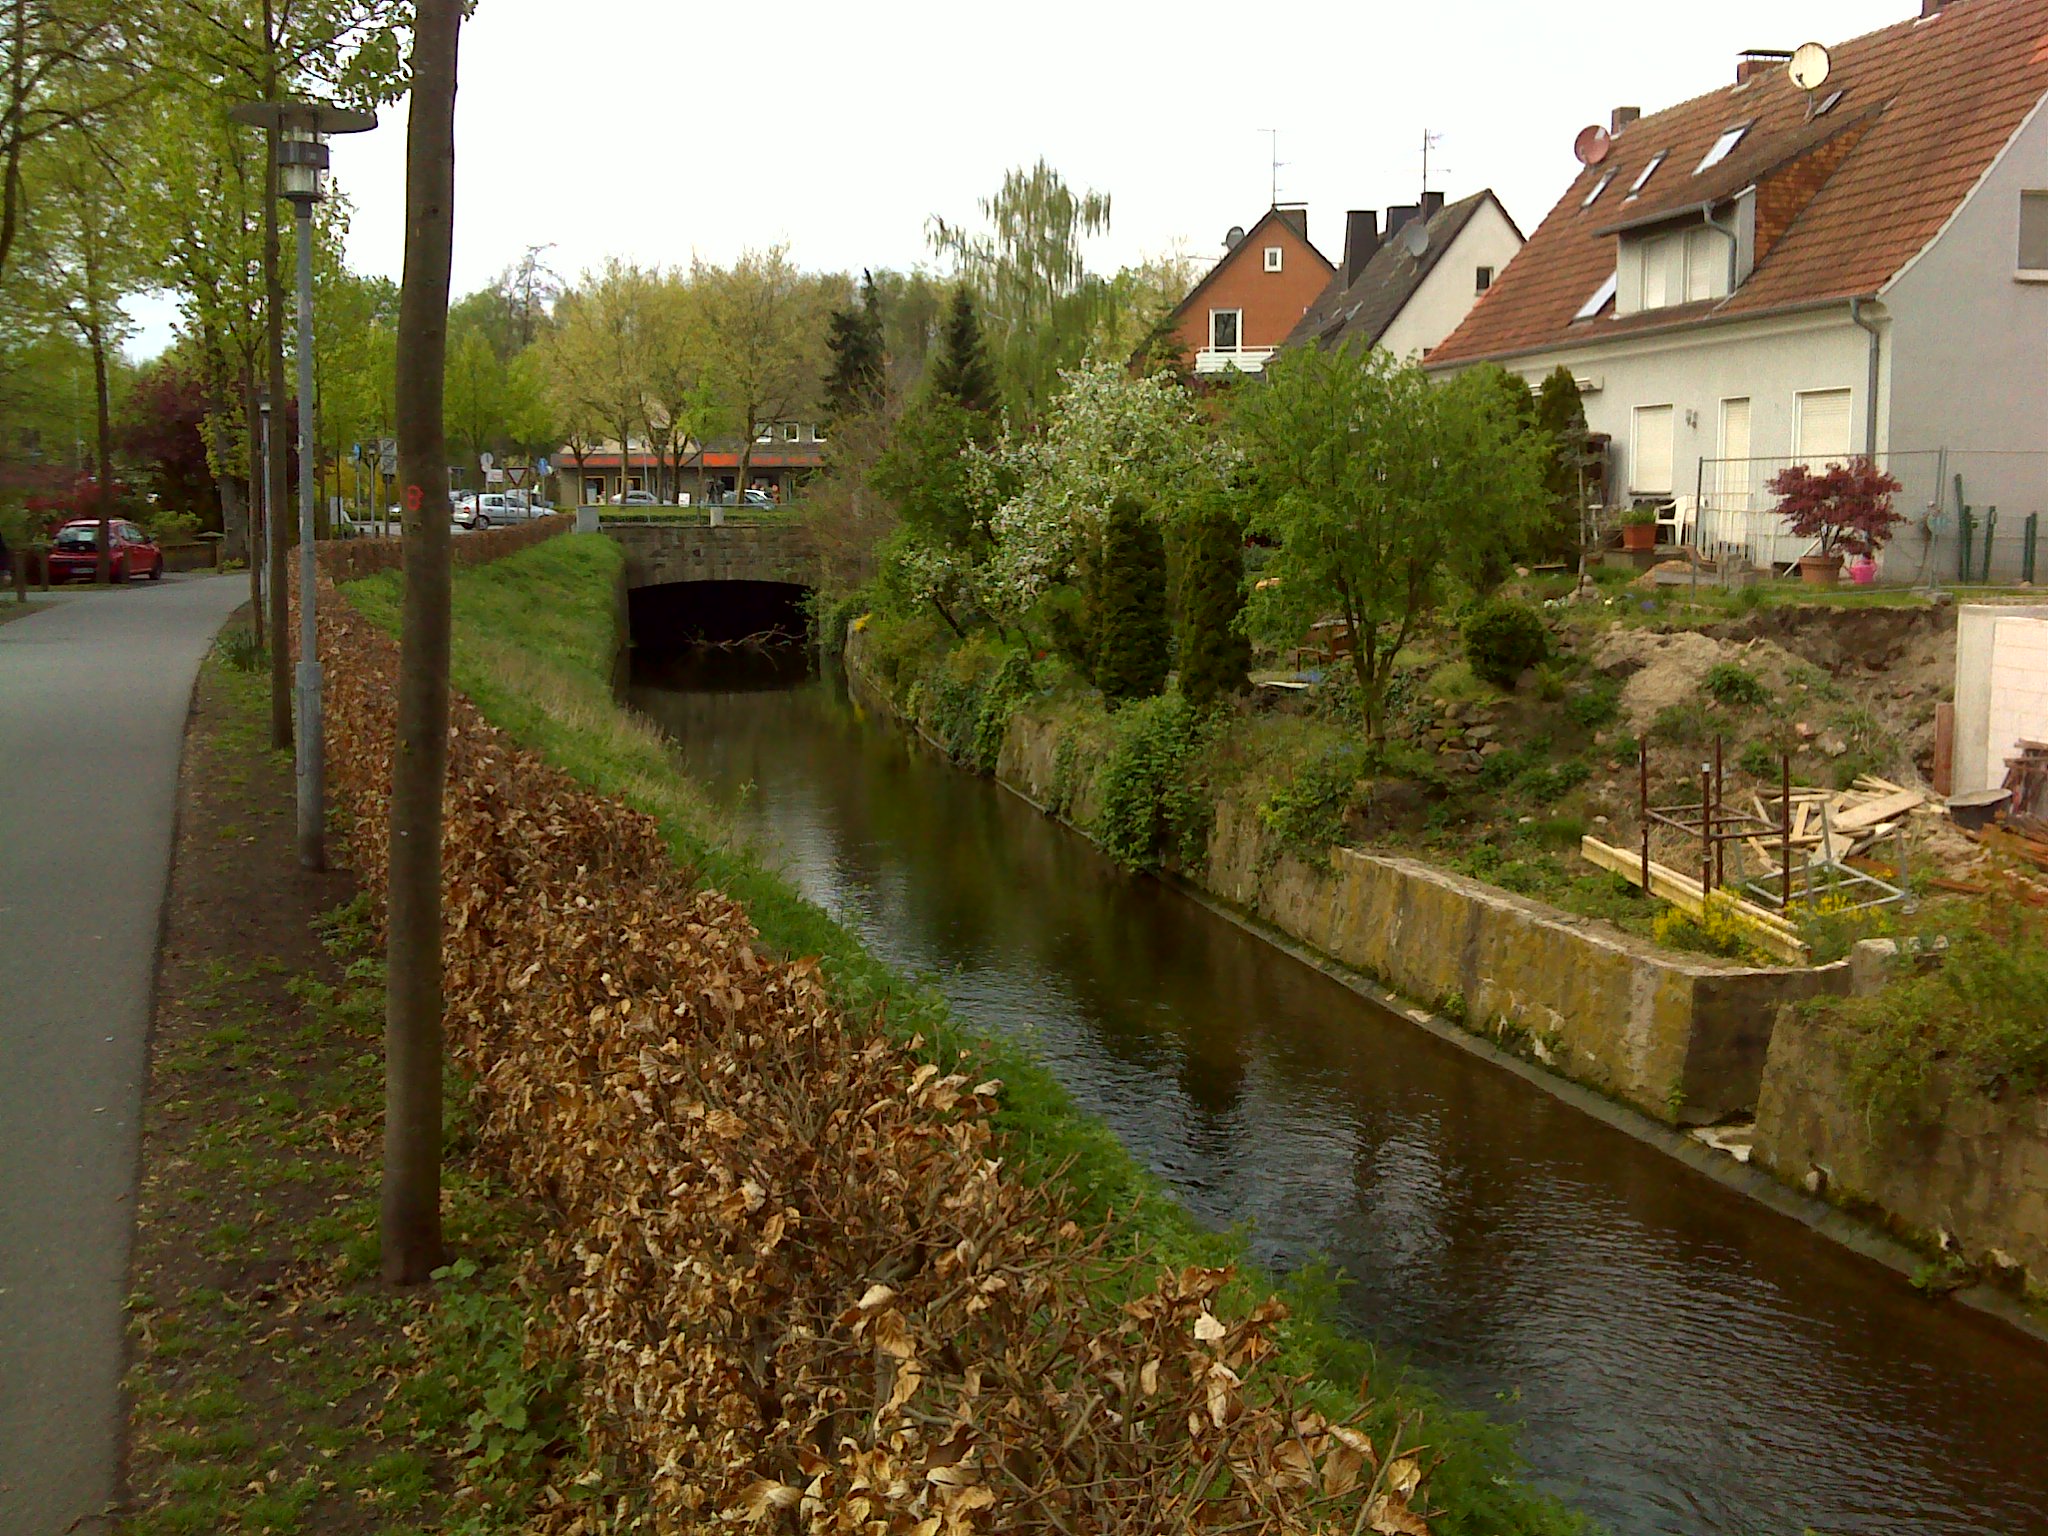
[342,533,1589,1535]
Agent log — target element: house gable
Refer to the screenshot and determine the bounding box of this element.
[1164,207,1334,368]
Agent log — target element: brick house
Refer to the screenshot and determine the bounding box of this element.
[1425,0,2048,579]
[1160,206,1334,374]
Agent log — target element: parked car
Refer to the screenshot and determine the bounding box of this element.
[452,493,525,530]
[709,488,778,511]
[46,518,164,583]
[609,489,659,507]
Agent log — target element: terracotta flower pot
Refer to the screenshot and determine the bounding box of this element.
[1621,522,1657,552]
[1798,553,1843,588]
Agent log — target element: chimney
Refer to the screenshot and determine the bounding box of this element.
[1343,210,1380,285]
[1736,48,1792,85]
[1274,203,1309,242]
[1420,190,1446,222]
[1612,105,1641,133]
[1921,0,1948,13]
[1384,203,1421,243]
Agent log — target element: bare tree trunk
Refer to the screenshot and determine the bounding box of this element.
[383,0,462,1287]
[89,316,111,584]
[243,376,263,648]
[263,5,290,750]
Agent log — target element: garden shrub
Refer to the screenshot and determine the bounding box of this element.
[1462,599,1550,688]
[1563,676,1621,730]
[1738,738,1783,780]
[968,648,1035,774]
[1258,742,1371,857]
[1093,495,1169,708]
[1176,497,1250,708]
[1703,662,1771,709]
[1095,690,1210,869]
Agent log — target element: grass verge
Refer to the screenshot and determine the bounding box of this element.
[342,534,1589,1535]
[120,641,578,1536]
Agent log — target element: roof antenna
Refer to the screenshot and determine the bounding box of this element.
[1262,127,1284,207]
[1421,128,1444,204]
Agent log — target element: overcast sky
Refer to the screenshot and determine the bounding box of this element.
[133,0,1901,353]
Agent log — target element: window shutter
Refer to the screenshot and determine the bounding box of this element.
[1794,389,1854,465]
[2020,191,2048,270]
[1632,405,1675,495]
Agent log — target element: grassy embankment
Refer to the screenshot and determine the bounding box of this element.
[342,532,1590,1536]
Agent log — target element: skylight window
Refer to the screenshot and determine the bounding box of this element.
[1626,153,1668,199]
[1695,124,1749,174]
[1575,272,1618,320]
[1815,88,1845,115]
[1582,171,1615,208]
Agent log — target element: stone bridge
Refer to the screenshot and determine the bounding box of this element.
[602,520,815,648]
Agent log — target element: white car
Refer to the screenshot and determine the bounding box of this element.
[609,489,659,507]
[453,492,525,530]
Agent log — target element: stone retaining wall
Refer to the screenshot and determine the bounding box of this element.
[1755,1010,2048,1295]
[314,513,572,584]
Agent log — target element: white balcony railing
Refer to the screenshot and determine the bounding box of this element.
[1194,345,1278,375]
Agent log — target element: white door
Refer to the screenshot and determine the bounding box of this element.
[1794,388,1854,467]
[1631,404,1675,496]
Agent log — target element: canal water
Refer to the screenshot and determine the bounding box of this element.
[631,650,2048,1536]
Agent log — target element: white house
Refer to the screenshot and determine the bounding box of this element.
[1284,190,1525,362]
[1426,0,2048,580]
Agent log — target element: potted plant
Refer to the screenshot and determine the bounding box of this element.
[1620,505,1659,552]
[1766,458,1905,587]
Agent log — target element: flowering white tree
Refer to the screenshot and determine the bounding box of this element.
[975,360,1234,620]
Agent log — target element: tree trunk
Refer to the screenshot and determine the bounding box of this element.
[243,378,263,647]
[383,0,462,1288]
[263,9,291,750]
[89,317,111,584]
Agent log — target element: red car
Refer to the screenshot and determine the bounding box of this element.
[46,518,165,584]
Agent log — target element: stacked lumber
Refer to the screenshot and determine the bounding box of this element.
[1741,775,1927,879]
[1580,836,1810,964]
[1983,816,2048,873]
[2005,742,2048,820]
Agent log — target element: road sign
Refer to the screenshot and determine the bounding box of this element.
[485,468,505,484]
[479,451,495,471]
[504,465,530,487]
[378,436,397,476]
[351,442,362,461]
[537,457,549,475]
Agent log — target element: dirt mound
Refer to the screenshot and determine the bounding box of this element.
[1590,628,1813,732]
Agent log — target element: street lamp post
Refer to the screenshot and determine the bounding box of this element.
[231,99,376,872]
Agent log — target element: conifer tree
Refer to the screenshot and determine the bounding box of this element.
[1094,494,1169,707]
[1177,497,1250,707]
[930,286,1000,417]
[1533,365,1592,564]
[823,268,885,420]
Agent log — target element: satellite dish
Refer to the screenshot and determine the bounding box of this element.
[1401,220,1429,258]
[1788,41,1831,92]
[1224,224,1246,250]
[1573,124,1613,167]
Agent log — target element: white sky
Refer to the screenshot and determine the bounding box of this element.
[132,0,1900,355]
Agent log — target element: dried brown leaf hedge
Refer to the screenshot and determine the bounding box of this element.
[319,577,1437,1535]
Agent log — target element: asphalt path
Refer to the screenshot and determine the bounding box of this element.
[0,573,247,1534]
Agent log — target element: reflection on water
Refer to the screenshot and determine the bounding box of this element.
[632,650,2048,1536]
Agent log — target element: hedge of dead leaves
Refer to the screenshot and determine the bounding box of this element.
[316,575,1437,1536]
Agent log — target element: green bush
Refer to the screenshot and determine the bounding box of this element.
[1095,690,1210,869]
[1176,497,1250,708]
[1258,743,1371,856]
[1738,739,1783,779]
[1461,599,1550,689]
[1703,662,1770,709]
[1094,495,1169,708]
[1563,676,1620,730]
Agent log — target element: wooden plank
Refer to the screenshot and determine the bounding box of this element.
[1580,838,1809,962]
[1830,788,1924,834]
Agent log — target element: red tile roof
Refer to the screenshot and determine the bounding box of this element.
[1428,0,2048,365]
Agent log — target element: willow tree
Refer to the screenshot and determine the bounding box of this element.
[929,160,1110,426]
[382,0,459,1287]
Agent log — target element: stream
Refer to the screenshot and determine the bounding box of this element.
[631,648,2048,1536]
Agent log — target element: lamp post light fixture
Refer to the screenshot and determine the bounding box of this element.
[230,98,376,872]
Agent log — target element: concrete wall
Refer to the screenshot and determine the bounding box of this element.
[605,522,812,590]
[1379,201,1527,363]
[1883,95,2048,564]
[1954,604,2048,795]
[1755,1007,2048,1297]
[990,700,1852,1126]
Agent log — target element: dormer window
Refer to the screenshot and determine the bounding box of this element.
[1263,246,1284,272]
[1626,154,1667,199]
[1695,124,1750,174]
[1582,171,1615,208]
[1628,225,1731,312]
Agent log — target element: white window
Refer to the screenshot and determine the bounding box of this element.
[813,422,828,444]
[1695,124,1750,174]
[1575,271,1618,320]
[755,423,773,444]
[1263,246,1284,272]
[1582,171,1614,208]
[1717,397,1752,502]
[1475,265,1494,293]
[1626,153,1667,198]
[1641,233,1684,309]
[2019,190,2048,273]
[1815,88,1846,116]
[1632,404,1675,495]
[1794,388,1854,466]
[782,422,800,443]
[1209,309,1242,350]
[1684,227,1724,302]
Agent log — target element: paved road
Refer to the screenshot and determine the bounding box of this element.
[0,574,247,1534]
